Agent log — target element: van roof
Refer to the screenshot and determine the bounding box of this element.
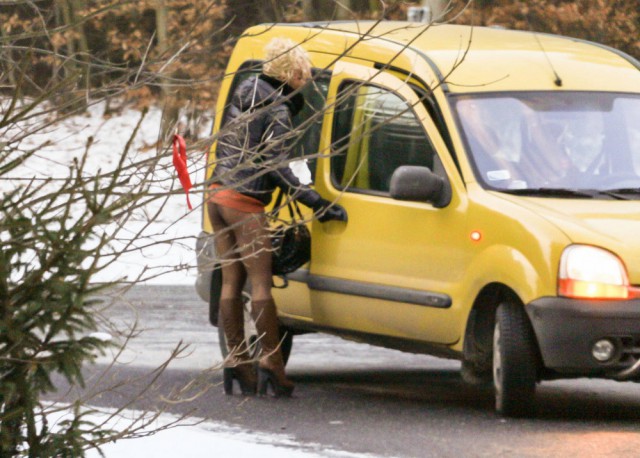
[245,21,640,93]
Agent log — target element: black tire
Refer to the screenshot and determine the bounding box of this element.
[493,301,539,417]
[278,327,293,366]
[461,359,492,387]
[208,267,222,326]
[217,294,293,366]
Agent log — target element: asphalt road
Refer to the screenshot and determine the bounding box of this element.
[50,285,640,457]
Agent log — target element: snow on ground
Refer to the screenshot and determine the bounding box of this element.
[44,407,372,458]
[88,420,369,458]
[4,98,310,286]
[5,100,381,457]
[40,403,374,458]
[4,100,204,285]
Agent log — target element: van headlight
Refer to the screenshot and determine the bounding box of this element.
[558,245,639,300]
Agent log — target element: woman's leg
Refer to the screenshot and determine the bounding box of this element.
[217,205,294,396]
[215,205,273,302]
[208,203,251,358]
[209,202,257,394]
[208,202,247,301]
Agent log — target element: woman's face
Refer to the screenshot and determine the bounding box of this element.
[288,69,310,90]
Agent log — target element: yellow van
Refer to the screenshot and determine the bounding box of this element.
[195,21,640,416]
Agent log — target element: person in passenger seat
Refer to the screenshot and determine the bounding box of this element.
[207,38,347,397]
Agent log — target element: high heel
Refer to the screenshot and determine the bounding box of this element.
[251,299,295,398]
[220,298,256,395]
[257,367,294,397]
[223,365,257,395]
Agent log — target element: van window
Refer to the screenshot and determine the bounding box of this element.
[291,76,329,177]
[331,83,437,194]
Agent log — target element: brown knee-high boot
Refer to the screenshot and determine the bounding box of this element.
[219,298,256,395]
[251,299,294,397]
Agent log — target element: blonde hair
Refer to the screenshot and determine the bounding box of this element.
[262,38,311,83]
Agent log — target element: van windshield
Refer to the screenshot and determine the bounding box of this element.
[454,92,640,197]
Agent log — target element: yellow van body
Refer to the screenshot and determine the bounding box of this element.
[196,21,640,415]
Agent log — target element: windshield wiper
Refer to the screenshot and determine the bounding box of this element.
[499,188,600,198]
[602,188,640,198]
[500,187,636,200]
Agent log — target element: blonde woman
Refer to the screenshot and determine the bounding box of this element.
[208,38,347,397]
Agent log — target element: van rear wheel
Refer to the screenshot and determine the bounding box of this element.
[493,301,538,417]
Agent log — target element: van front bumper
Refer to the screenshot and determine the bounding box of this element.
[526,297,640,378]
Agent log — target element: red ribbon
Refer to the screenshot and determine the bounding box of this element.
[172,134,192,210]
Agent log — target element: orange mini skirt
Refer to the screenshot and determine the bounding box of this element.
[208,183,265,213]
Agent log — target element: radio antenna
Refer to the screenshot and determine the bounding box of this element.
[533,32,563,87]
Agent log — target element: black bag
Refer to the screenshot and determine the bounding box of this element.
[271,190,311,276]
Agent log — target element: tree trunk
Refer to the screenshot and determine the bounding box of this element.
[303,0,373,21]
[154,0,169,56]
[154,0,178,142]
[55,0,87,112]
[225,0,287,37]
[58,0,77,70]
[0,25,17,88]
[425,0,446,21]
[302,0,339,20]
[69,0,91,97]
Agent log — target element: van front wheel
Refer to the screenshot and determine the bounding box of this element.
[493,301,538,417]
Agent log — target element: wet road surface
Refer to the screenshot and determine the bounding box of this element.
[50,285,640,457]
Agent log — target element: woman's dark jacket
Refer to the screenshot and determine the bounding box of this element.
[211,74,322,208]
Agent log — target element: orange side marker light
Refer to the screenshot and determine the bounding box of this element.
[470,231,482,242]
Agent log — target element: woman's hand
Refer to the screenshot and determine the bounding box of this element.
[314,199,348,223]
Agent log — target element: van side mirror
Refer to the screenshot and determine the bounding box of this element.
[389,166,452,208]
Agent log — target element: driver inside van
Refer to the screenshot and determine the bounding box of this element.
[457,99,524,188]
[520,110,578,187]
